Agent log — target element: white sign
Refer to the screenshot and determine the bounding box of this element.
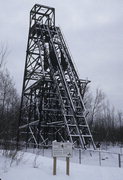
[52,141,73,157]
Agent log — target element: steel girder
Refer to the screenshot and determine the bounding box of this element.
[18,4,95,149]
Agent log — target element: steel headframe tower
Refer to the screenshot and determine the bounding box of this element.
[18,4,95,149]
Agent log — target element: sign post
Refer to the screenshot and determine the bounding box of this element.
[53,157,57,175]
[52,141,73,175]
[66,157,70,175]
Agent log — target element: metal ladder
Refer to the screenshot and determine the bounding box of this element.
[44,25,95,149]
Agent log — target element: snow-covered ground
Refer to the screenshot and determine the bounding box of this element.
[0,148,123,180]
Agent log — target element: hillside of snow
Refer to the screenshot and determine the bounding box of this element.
[0,150,123,180]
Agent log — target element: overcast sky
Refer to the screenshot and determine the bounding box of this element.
[0,0,123,111]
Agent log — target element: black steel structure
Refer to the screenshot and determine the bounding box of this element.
[18,4,95,149]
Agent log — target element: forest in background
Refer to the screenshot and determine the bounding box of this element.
[0,45,20,142]
[0,45,122,145]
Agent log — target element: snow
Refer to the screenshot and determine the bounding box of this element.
[0,150,123,180]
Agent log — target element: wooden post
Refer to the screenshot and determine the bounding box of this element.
[53,157,57,175]
[42,147,44,156]
[66,157,70,175]
[79,149,81,164]
[118,154,121,168]
[99,150,101,166]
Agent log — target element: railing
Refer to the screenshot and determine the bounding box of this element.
[0,140,123,168]
[72,148,123,168]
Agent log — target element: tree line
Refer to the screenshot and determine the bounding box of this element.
[0,45,20,142]
[84,87,123,144]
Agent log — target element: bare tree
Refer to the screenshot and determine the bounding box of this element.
[0,45,20,148]
[0,43,8,70]
[84,87,123,144]
[117,111,123,142]
[88,88,105,130]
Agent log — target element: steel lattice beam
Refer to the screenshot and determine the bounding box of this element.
[17,4,95,149]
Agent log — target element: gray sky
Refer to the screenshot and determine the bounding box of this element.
[0,0,123,111]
